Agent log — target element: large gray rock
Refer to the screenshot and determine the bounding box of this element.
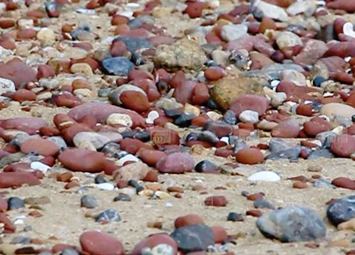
[256,206,326,242]
[327,195,355,226]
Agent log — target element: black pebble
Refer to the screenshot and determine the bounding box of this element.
[113,193,132,202]
[313,76,326,87]
[227,212,244,222]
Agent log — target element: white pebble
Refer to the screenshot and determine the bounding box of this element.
[30,162,50,173]
[239,110,259,124]
[117,154,139,166]
[146,110,159,124]
[248,171,281,182]
[96,183,115,191]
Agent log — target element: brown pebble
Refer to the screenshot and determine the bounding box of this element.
[246,209,262,217]
[204,195,228,207]
[293,181,308,189]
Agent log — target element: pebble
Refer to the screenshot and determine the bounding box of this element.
[80,230,124,255]
[239,110,259,124]
[0,172,40,188]
[101,57,134,76]
[156,153,194,174]
[330,134,355,158]
[321,103,355,119]
[194,160,218,173]
[204,196,228,207]
[131,233,178,255]
[170,224,214,253]
[7,197,25,210]
[256,206,326,242]
[113,193,131,202]
[327,195,355,226]
[227,212,244,222]
[221,24,248,42]
[235,148,264,165]
[248,171,281,182]
[107,113,133,127]
[0,77,16,95]
[95,208,121,223]
[80,195,98,209]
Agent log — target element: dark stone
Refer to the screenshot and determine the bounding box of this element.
[94,174,108,184]
[8,197,25,210]
[164,108,183,118]
[194,160,218,173]
[95,208,121,223]
[224,110,237,125]
[267,147,301,160]
[133,131,151,142]
[101,57,134,76]
[227,212,244,222]
[185,132,199,142]
[114,36,152,54]
[113,193,131,202]
[128,180,144,193]
[206,98,218,110]
[170,224,214,252]
[352,115,355,123]
[197,131,219,144]
[100,142,125,158]
[70,25,90,40]
[80,195,98,209]
[256,206,326,242]
[327,195,355,226]
[253,199,275,209]
[316,131,337,148]
[313,76,326,87]
[174,113,195,127]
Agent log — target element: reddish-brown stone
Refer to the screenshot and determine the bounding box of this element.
[235,148,264,164]
[175,214,204,228]
[0,197,8,212]
[184,1,206,18]
[0,213,16,233]
[120,138,151,155]
[211,226,228,243]
[327,0,355,12]
[331,177,355,190]
[58,148,117,174]
[271,119,300,138]
[303,117,331,137]
[20,138,59,156]
[37,64,55,79]
[131,233,178,255]
[156,152,194,174]
[192,83,209,105]
[0,58,37,88]
[230,95,269,116]
[80,231,124,255]
[138,149,167,166]
[0,117,48,134]
[296,104,313,116]
[330,134,355,157]
[0,172,40,188]
[11,89,36,102]
[204,195,228,207]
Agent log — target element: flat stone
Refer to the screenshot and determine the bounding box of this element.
[257,206,326,242]
[248,171,281,182]
[101,57,134,76]
[80,230,124,255]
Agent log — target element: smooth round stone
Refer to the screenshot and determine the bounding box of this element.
[7,197,24,210]
[113,193,131,202]
[73,132,111,150]
[37,28,55,45]
[109,84,146,106]
[156,153,194,174]
[80,195,98,209]
[330,134,355,157]
[138,149,166,166]
[0,58,37,89]
[239,110,259,124]
[276,31,302,49]
[101,57,134,76]
[95,175,108,184]
[204,196,228,207]
[203,121,233,138]
[0,172,40,188]
[116,162,150,181]
[303,117,331,137]
[220,24,248,42]
[194,160,218,173]
[175,214,204,228]
[235,148,264,165]
[107,113,133,127]
[131,233,178,255]
[254,199,275,209]
[271,119,300,138]
[230,95,269,116]
[327,195,355,226]
[96,183,115,191]
[68,102,145,128]
[321,103,355,119]
[248,171,280,182]
[170,224,214,253]
[80,230,124,255]
[174,113,195,127]
[331,177,355,190]
[256,206,326,242]
[48,136,67,150]
[0,117,48,135]
[95,208,121,223]
[58,148,116,174]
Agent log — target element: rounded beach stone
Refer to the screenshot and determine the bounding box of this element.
[156,152,194,174]
[80,231,124,255]
[20,138,59,156]
[0,172,40,188]
[235,148,264,164]
[330,134,355,157]
[230,95,269,116]
[256,206,326,242]
[131,233,178,255]
[175,214,204,228]
[204,196,228,207]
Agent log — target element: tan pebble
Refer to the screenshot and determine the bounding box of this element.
[155,191,171,199]
[293,181,308,189]
[70,63,93,76]
[307,165,322,172]
[145,183,161,191]
[206,111,223,121]
[74,88,92,98]
[37,92,53,101]
[147,221,163,229]
[184,103,200,116]
[36,28,55,46]
[338,218,355,231]
[106,113,133,127]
